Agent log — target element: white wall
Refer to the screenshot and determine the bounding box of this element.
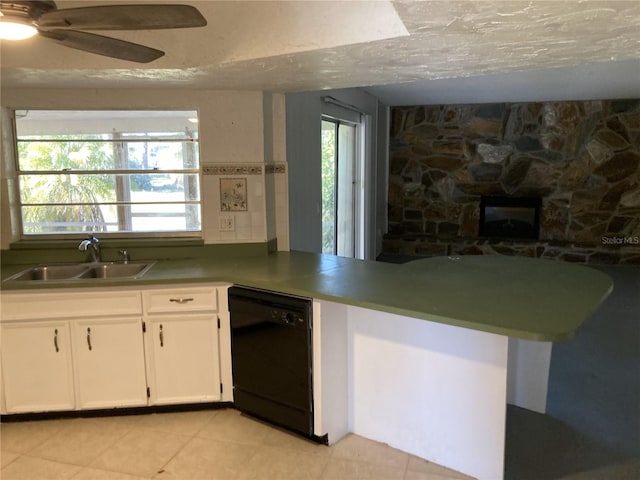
[315,300,349,443]
[348,305,508,480]
[285,88,387,259]
[507,338,553,414]
[263,93,290,251]
[0,108,20,247]
[0,88,289,248]
[272,94,290,250]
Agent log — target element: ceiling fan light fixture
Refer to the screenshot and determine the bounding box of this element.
[0,2,206,62]
[0,13,38,41]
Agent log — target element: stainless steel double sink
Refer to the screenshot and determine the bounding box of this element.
[4,262,155,282]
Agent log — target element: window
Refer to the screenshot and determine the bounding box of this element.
[15,110,201,237]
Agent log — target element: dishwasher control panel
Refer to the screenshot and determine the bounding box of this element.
[271,309,305,325]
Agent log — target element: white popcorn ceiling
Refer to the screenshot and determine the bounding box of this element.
[1,0,639,98]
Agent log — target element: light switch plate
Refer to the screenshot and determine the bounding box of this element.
[219,215,235,232]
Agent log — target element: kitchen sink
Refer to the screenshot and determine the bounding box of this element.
[7,264,90,281]
[76,262,154,279]
[4,262,155,282]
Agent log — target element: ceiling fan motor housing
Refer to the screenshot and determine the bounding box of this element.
[0,1,57,21]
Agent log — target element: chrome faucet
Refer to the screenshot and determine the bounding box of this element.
[78,235,101,263]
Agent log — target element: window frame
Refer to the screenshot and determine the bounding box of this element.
[13,109,204,240]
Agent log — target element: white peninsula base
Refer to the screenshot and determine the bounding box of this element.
[314,300,551,480]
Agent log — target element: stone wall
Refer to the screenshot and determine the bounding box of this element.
[384,99,640,264]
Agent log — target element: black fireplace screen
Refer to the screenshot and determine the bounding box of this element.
[479,196,541,240]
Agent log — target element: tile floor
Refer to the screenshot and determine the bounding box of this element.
[0,408,475,480]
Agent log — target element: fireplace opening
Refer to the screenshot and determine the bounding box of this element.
[479,196,541,240]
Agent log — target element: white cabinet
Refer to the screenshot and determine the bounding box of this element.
[145,315,220,404]
[72,316,147,409]
[1,283,231,415]
[1,288,143,413]
[1,320,75,413]
[142,287,224,405]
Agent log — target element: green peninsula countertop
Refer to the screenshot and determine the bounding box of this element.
[1,251,613,342]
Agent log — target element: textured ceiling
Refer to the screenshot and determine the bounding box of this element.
[1,0,639,99]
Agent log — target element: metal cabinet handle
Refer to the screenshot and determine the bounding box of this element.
[159,324,164,347]
[54,328,59,353]
[169,297,194,304]
[87,327,92,351]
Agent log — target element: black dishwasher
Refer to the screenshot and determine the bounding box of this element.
[229,286,314,436]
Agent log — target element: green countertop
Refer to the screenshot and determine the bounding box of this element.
[0,251,614,342]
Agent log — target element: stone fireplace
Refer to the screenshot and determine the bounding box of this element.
[383,99,640,264]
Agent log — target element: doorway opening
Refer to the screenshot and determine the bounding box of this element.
[321,116,363,258]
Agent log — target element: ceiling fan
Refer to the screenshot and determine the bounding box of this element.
[0,1,207,63]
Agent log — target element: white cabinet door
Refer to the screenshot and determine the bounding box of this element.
[1,321,75,413]
[72,316,148,410]
[145,314,221,405]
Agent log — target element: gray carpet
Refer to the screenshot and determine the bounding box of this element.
[505,264,640,480]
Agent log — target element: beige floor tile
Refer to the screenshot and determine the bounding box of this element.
[321,457,405,480]
[0,419,66,454]
[406,455,475,480]
[30,417,131,466]
[238,445,329,480]
[196,409,272,446]
[90,413,148,428]
[71,466,151,480]
[156,436,258,480]
[262,426,332,456]
[90,427,191,478]
[108,410,218,437]
[1,413,476,480]
[0,455,81,480]
[1,451,20,468]
[330,434,409,470]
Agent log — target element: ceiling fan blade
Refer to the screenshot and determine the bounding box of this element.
[38,29,164,63]
[36,4,207,30]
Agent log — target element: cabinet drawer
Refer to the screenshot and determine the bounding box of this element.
[143,287,218,314]
[1,289,141,321]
